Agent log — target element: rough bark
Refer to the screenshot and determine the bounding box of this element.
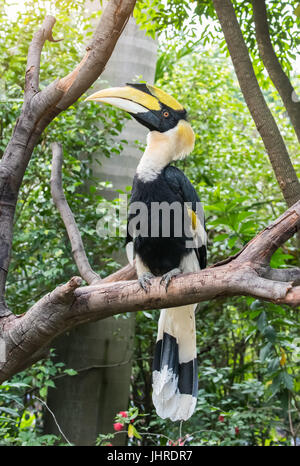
[0,0,136,315]
[252,0,300,144]
[0,199,299,383]
[212,0,300,208]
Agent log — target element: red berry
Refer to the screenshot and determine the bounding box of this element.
[235,427,239,435]
[119,411,128,418]
[218,415,225,422]
[113,422,124,431]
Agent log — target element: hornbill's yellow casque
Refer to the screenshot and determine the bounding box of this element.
[86,83,207,421]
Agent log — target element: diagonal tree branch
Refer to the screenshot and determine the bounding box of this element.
[258,267,300,283]
[24,15,60,100]
[212,0,300,208]
[50,142,100,286]
[252,0,300,144]
[0,199,299,383]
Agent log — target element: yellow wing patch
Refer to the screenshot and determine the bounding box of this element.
[188,208,198,230]
[147,84,184,111]
[187,207,207,246]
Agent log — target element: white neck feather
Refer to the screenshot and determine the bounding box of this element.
[136,120,195,182]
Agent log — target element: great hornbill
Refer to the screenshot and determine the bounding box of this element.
[86,83,207,421]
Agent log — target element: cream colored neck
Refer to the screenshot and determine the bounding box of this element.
[136,133,173,182]
[136,120,195,182]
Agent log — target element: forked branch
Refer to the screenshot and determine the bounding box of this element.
[50,142,100,285]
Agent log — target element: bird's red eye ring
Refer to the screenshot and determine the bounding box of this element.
[163,111,169,118]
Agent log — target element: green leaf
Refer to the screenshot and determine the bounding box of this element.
[45,380,55,388]
[294,4,300,17]
[270,375,281,395]
[129,407,139,421]
[39,386,48,398]
[260,342,273,362]
[64,369,77,376]
[281,372,294,391]
[227,235,238,249]
[250,300,262,311]
[0,406,19,417]
[278,389,289,413]
[131,425,142,440]
[257,311,267,333]
[263,325,277,344]
[267,358,279,372]
[128,423,134,438]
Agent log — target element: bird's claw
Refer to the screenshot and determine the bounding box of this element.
[138,272,155,292]
[160,268,182,291]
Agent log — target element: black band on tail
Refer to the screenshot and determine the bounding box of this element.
[153,332,198,396]
[178,359,198,397]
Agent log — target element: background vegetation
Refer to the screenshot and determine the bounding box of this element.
[0,0,299,446]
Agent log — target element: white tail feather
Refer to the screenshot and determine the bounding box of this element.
[126,241,134,265]
[152,304,198,421]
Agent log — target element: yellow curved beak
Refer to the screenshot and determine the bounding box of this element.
[85,85,161,113]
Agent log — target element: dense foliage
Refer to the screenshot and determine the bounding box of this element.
[130,46,300,446]
[0,0,299,446]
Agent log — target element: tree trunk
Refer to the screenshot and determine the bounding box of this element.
[252,0,300,144]
[212,0,300,207]
[44,11,157,446]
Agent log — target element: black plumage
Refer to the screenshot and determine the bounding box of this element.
[126,164,206,275]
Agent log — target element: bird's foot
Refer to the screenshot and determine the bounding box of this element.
[160,268,182,291]
[138,272,155,292]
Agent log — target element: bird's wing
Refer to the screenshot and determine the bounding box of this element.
[163,165,207,269]
[125,175,138,265]
[126,214,134,265]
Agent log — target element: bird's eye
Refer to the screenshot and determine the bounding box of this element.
[163,110,169,118]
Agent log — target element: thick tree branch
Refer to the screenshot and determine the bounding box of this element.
[50,142,100,285]
[212,0,300,208]
[25,15,58,99]
[259,266,300,283]
[0,0,137,313]
[0,200,299,383]
[252,0,300,144]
